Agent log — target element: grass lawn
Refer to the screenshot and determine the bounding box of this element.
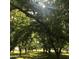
[10,50,69,59]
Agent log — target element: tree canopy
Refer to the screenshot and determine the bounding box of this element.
[10,0,69,59]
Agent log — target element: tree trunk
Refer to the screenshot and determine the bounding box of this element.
[19,48,21,56]
[48,48,51,53]
[43,48,47,53]
[19,46,21,56]
[25,48,27,54]
[44,48,48,53]
[56,52,61,59]
[12,49,15,53]
[54,48,62,59]
[43,48,45,52]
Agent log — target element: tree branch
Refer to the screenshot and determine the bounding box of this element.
[10,2,47,27]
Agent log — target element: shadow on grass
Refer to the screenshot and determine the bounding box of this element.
[10,52,69,59]
[31,52,69,59]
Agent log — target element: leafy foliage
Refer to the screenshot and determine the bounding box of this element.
[10,0,69,59]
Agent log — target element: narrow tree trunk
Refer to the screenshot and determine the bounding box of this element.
[56,52,61,59]
[13,49,15,53]
[19,48,21,56]
[43,48,45,53]
[25,48,27,54]
[43,48,47,53]
[44,48,47,53]
[19,46,21,56]
[55,48,62,59]
[48,48,51,53]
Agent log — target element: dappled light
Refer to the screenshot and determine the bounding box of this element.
[16,58,24,59]
[10,0,69,59]
[11,49,69,59]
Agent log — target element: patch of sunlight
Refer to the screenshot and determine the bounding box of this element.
[14,50,20,53]
[21,50,25,53]
[29,51,39,57]
[16,58,24,59]
[29,53,38,57]
[12,50,25,54]
[62,53,69,56]
[15,47,19,50]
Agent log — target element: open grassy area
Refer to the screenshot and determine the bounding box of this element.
[10,50,69,59]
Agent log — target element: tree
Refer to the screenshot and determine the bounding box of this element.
[10,9,32,51]
[10,0,69,59]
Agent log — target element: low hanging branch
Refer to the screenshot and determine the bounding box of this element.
[10,2,47,28]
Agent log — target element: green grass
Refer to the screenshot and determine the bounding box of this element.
[10,51,69,59]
